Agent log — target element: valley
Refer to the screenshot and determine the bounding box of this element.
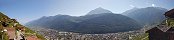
[30,26,151,40]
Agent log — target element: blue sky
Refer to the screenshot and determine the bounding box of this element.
[0,0,174,24]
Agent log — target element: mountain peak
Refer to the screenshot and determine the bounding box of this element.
[95,7,104,10]
[87,7,112,15]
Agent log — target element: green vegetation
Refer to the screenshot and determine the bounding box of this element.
[0,12,9,40]
[25,27,35,34]
[166,18,174,27]
[26,13,142,34]
[0,12,9,21]
[24,27,46,40]
[0,12,46,40]
[0,32,9,40]
[36,33,46,40]
[131,33,149,40]
[3,33,9,40]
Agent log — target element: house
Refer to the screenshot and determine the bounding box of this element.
[4,27,16,40]
[146,8,174,40]
[146,26,170,40]
[4,27,26,40]
[164,8,174,18]
[166,27,174,40]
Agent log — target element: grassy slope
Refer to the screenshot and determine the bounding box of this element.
[0,12,46,40]
[131,33,149,40]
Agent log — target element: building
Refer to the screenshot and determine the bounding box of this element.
[146,8,174,40]
[146,26,170,40]
[4,27,16,40]
[164,8,174,18]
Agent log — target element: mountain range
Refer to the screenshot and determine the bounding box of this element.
[122,7,168,25]
[26,7,167,34]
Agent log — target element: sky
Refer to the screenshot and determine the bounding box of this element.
[0,0,174,24]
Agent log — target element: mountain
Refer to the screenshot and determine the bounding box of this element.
[26,13,142,34]
[74,13,142,34]
[87,7,112,15]
[122,7,168,26]
[123,7,139,15]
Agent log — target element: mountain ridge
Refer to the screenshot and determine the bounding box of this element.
[122,7,168,26]
[87,7,112,15]
[26,7,167,34]
[26,13,142,34]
